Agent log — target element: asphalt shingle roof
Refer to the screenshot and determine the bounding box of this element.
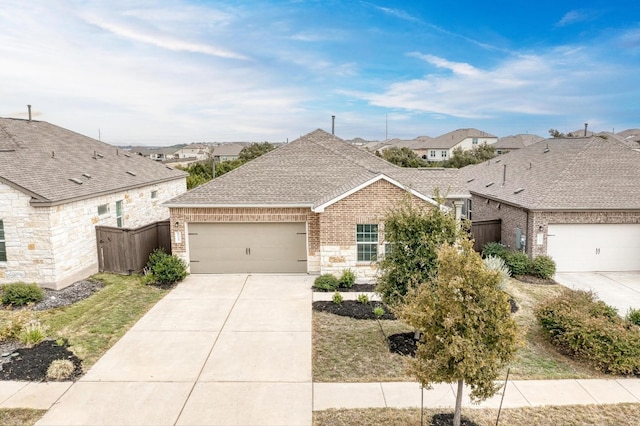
[493,134,544,150]
[460,136,640,210]
[165,129,469,208]
[0,118,186,205]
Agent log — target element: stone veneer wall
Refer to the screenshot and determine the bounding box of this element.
[168,207,321,273]
[320,180,433,279]
[0,178,186,289]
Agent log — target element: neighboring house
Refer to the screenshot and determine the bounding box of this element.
[493,134,544,155]
[415,129,497,161]
[0,118,187,289]
[173,143,210,161]
[460,136,640,273]
[211,143,247,162]
[131,147,177,161]
[164,129,470,278]
[615,129,640,151]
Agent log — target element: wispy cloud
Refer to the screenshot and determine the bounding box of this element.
[556,10,591,27]
[371,5,420,23]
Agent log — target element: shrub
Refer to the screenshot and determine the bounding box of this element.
[1,282,44,306]
[357,294,369,304]
[47,359,75,381]
[313,274,339,292]
[373,306,386,318]
[145,249,187,285]
[530,255,556,279]
[482,242,508,259]
[338,269,356,289]
[0,310,33,340]
[504,252,531,276]
[483,255,510,289]
[535,290,640,375]
[18,320,47,347]
[332,291,343,305]
[627,308,640,327]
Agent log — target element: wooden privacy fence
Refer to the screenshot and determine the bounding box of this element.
[96,220,171,275]
[470,219,502,252]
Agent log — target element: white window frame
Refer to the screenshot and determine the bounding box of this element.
[472,137,479,145]
[430,150,436,157]
[0,220,6,262]
[116,200,124,228]
[441,150,448,158]
[356,224,378,262]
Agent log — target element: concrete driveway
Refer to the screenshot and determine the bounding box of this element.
[37,274,315,426]
[554,272,640,314]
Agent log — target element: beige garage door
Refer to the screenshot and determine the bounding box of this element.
[188,222,307,273]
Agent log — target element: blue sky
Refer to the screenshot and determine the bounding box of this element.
[1,1,639,145]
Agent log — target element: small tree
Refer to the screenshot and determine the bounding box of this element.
[238,142,275,162]
[375,196,462,307]
[379,146,427,168]
[396,239,519,426]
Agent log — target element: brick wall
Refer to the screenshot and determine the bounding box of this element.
[0,178,186,289]
[320,179,433,278]
[471,194,529,253]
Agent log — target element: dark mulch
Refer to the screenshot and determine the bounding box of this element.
[515,275,556,285]
[430,413,480,426]
[509,297,519,313]
[312,283,376,293]
[388,332,417,356]
[312,300,396,320]
[0,340,82,381]
[2,279,105,311]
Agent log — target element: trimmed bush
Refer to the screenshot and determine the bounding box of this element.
[145,249,187,285]
[627,308,640,327]
[530,255,556,279]
[1,282,44,306]
[357,293,369,304]
[482,242,508,259]
[535,290,640,375]
[504,252,531,276]
[338,269,356,289]
[313,274,339,292]
[332,291,343,305]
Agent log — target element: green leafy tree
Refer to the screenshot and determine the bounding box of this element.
[375,197,463,307]
[445,143,496,168]
[238,142,275,162]
[215,158,244,177]
[548,128,565,138]
[397,239,519,426]
[379,146,427,168]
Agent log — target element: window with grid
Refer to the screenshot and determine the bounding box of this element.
[356,224,378,262]
[441,150,448,158]
[0,220,6,262]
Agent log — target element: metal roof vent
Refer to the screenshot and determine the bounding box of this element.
[126,171,136,176]
[485,182,494,187]
[69,178,83,185]
[466,178,475,183]
[82,173,91,179]
[514,188,525,194]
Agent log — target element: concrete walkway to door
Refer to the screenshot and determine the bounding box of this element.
[36,274,314,426]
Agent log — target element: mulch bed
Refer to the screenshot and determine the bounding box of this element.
[388,332,417,356]
[0,340,83,381]
[312,300,396,320]
[516,275,556,285]
[312,283,376,293]
[430,413,480,426]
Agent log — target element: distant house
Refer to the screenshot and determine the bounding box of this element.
[416,129,497,162]
[0,118,187,289]
[173,143,210,161]
[493,134,544,155]
[613,129,640,151]
[164,129,469,278]
[130,147,177,161]
[460,136,640,272]
[211,143,247,162]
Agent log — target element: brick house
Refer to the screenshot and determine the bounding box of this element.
[460,136,640,272]
[0,118,187,289]
[164,129,470,278]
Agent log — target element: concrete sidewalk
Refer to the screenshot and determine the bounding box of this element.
[33,274,314,426]
[313,379,640,410]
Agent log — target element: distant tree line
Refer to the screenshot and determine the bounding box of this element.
[378,143,496,169]
[179,142,275,189]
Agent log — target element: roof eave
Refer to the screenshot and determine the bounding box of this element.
[163,203,314,209]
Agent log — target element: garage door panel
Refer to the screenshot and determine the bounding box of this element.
[547,224,640,272]
[188,222,307,274]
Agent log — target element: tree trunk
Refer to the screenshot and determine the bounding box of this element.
[453,379,464,426]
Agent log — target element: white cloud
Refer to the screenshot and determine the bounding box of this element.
[556,10,592,27]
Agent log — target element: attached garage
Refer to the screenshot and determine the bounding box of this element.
[547,224,640,272]
[187,222,307,273]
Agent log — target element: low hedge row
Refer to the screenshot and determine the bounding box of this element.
[535,290,640,375]
[482,242,556,279]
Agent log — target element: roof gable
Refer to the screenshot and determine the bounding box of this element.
[165,129,469,208]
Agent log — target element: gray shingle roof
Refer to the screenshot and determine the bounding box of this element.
[427,128,497,149]
[493,134,544,150]
[460,136,640,210]
[165,129,469,208]
[0,118,186,205]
